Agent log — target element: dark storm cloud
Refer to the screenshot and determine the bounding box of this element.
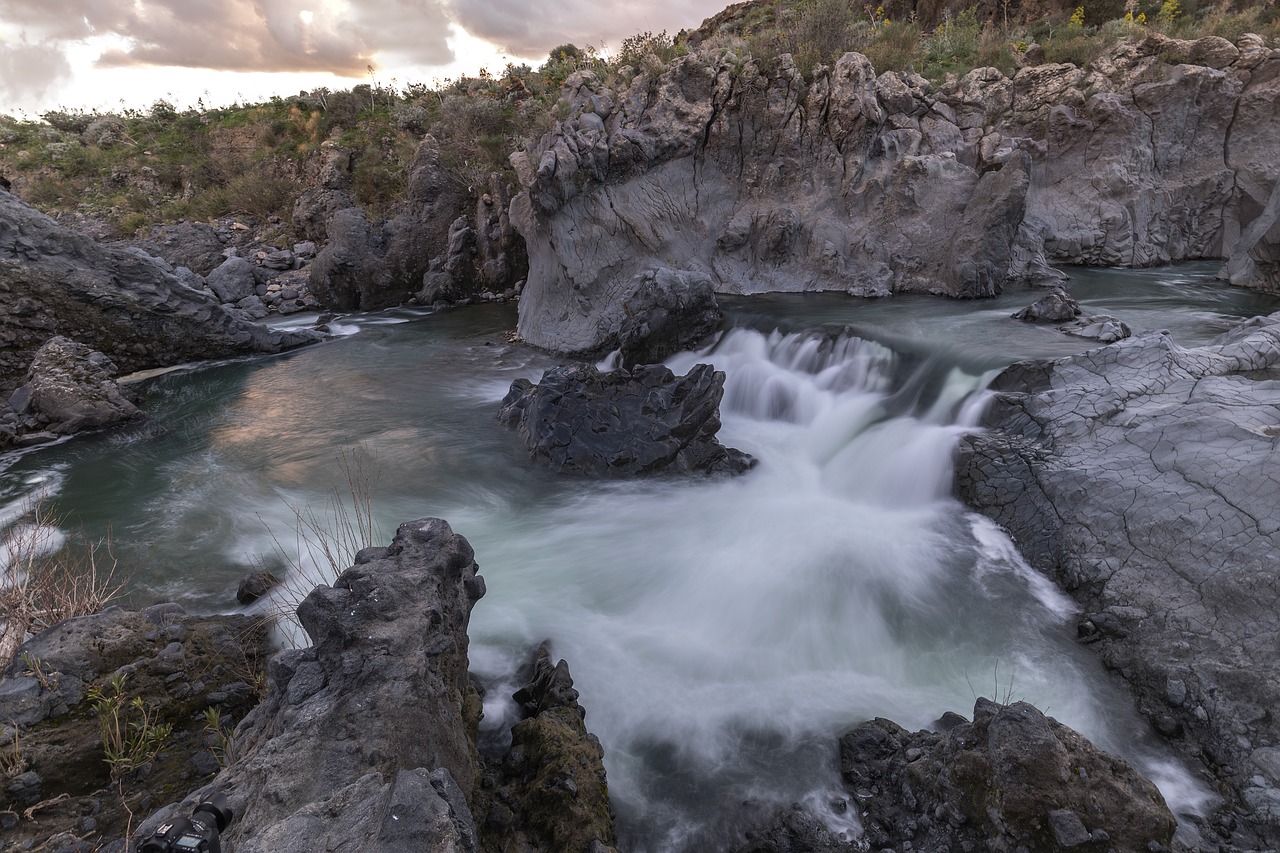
[2,0,455,76]
[446,0,714,58]
[0,38,73,109]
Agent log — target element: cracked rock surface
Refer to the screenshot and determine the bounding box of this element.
[955,311,1280,850]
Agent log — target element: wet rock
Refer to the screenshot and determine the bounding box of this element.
[841,699,1176,852]
[614,268,721,368]
[1012,286,1081,322]
[8,336,143,435]
[956,312,1280,845]
[235,571,280,604]
[135,519,488,853]
[475,644,617,853]
[498,362,755,478]
[1063,314,1131,342]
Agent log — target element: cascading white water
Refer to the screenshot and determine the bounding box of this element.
[0,291,1225,850]
[463,327,1210,850]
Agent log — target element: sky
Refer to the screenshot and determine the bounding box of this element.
[0,0,730,117]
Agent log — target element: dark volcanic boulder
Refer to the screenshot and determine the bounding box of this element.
[0,189,317,397]
[842,698,1176,852]
[1012,286,1081,322]
[497,362,755,477]
[7,336,142,436]
[613,268,722,368]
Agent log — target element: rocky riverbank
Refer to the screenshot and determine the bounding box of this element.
[3,515,1193,853]
[510,32,1280,355]
[956,310,1280,850]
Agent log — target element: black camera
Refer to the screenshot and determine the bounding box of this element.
[136,793,234,853]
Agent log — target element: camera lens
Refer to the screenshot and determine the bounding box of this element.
[193,793,234,832]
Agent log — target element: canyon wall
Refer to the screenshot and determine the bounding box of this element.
[511,33,1280,354]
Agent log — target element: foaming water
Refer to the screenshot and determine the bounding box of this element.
[464,327,1211,848]
[0,298,1224,849]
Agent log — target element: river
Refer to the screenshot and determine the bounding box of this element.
[2,264,1274,849]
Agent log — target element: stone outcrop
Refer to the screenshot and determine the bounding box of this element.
[304,137,526,311]
[955,312,1280,849]
[0,188,318,399]
[511,33,1280,354]
[132,518,616,853]
[841,698,1176,852]
[474,644,616,852]
[498,362,755,477]
[0,605,270,850]
[2,336,142,447]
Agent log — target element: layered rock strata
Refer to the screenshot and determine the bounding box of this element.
[512,33,1280,353]
[956,312,1280,849]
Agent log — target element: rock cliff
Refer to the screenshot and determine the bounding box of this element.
[956,311,1280,849]
[511,33,1280,354]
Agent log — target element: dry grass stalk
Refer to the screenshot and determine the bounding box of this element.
[259,447,381,646]
[0,500,125,668]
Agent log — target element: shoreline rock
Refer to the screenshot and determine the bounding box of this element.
[956,310,1280,849]
[0,188,320,408]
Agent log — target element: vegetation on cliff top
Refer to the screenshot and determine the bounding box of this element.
[0,1,1275,239]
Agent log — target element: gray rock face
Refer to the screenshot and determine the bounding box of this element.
[126,221,228,275]
[308,137,526,311]
[8,336,142,435]
[512,33,1280,353]
[1012,286,1081,322]
[206,256,257,303]
[955,313,1280,847]
[135,519,487,853]
[498,362,755,477]
[841,698,1175,852]
[0,189,318,398]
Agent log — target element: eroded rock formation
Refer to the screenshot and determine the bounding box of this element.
[0,188,318,398]
[132,519,617,853]
[956,312,1280,848]
[511,33,1280,354]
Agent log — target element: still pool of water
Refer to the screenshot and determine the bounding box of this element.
[2,265,1272,849]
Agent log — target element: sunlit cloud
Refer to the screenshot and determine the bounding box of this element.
[0,0,727,115]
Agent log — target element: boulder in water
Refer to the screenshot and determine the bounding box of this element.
[8,336,143,435]
[841,698,1176,852]
[497,363,755,478]
[1012,287,1081,322]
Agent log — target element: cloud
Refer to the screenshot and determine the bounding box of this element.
[0,38,74,111]
[446,0,720,58]
[2,0,456,77]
